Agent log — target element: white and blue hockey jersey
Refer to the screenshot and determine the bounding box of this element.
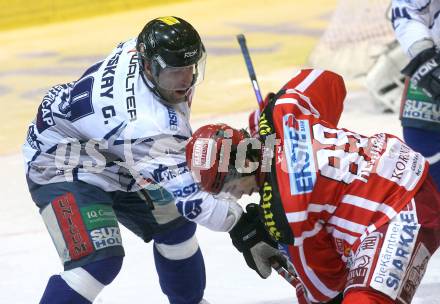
[391,0,440,131]
[23,39,237,231]
[392,0,440,57]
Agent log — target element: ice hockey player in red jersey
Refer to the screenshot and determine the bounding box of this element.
[186,69,440,304]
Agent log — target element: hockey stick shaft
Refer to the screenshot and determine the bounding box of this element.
[269,257,300,288]
[236,34,264,106]
[236,33,301,289]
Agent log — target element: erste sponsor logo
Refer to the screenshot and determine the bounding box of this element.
[282,114,316,195]
[173,182,200,198]
[167,106,178,130]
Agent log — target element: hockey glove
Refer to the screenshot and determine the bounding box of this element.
[248,92,275,137]
[229,203,284,279]
[401,46,440,101]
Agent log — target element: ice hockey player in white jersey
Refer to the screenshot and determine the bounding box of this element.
[392,0,440,190]
[22,16,244,304]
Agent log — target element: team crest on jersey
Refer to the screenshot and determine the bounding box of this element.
[345,232,381,290]
[282,114,316,195]
[26,125,43,150]
[36,84,69,132]
[58,90,72,119]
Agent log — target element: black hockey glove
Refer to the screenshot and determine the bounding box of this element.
[229,203,284,279]
[401,46,440,101]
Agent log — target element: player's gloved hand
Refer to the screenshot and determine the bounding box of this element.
[229,203,282,279]
[248,110,260,137]
[401,46,440,101]
[248,93,276,137]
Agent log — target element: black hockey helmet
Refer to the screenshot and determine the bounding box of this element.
[137,16,206,91]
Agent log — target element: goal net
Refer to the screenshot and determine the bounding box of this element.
[308,0,396,80]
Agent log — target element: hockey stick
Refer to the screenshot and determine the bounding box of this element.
[236,34,264,107]
[269,257,301,288]
[236,33,300,288]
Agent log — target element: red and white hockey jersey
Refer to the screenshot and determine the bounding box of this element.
[258,69,429,302]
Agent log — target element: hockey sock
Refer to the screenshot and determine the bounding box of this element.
[153,222,205,304]
[40,256,123,303]
[154,245,206,304]
[40,275,90,304]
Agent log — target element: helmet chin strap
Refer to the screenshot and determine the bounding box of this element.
[138,56,160,94]
[139,57,193,105]
[184,87,193,99]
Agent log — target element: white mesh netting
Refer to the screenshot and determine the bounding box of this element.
[309,0,396,79]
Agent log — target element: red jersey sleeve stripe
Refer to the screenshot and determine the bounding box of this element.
[289,247,322,302]
[328,216,367,234]
[275,97,320,118]
[286,211,307,223]
[334,204,376,227]
[293,68,324,92]
[293,221,323,245]
[307,203,337,213]
[285,203,337,223]
[298,244,341,300]
[341,194,398,219]
[325,225,359,245]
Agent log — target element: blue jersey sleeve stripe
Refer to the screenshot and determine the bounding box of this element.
[103,122,125,140]
[173,134,189,141]
[79,61,104,79]
[429,9,440,28]
[418,0,431,12]
[26,151,41,175]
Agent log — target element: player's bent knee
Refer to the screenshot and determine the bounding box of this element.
[155,234,199,260]
[60,256,123,302]
[81,256,123,285]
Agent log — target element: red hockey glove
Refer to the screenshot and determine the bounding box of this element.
[229,203,283,279]
[248,92,276,137]
[248,109,260,137]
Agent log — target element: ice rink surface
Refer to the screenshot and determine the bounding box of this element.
[1,1,440,303]
[1,89,440,303]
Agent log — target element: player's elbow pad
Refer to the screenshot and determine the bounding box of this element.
[211,199,242,232]
[184,196,243,232]
[223,200,244,232]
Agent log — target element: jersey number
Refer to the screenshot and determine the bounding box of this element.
[69,76,95,122]
[313,124,371,183]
